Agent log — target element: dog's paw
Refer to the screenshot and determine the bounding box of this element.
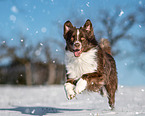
[64,83,75,100]
[75,78,87,94]
[66,90,75,100]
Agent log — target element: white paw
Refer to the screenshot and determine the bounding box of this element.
[64,83,75,100]
[75,78,87,94]
[102,86,108,97]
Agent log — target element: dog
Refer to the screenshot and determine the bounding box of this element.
[63,19,118,109]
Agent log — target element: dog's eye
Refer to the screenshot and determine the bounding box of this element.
[81,37,85,41]
[71,37,74,42]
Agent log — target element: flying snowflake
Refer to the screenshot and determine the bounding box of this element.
[35,31,38,34]
[40,43,43,46]
[2,41,6,44]
[11,6,18,13]
[139,1,142,5]
[119,10,124,17]
[41,27,47,33]
[86,2,90,7]
[10,15,16,23]
[81,9,84,14]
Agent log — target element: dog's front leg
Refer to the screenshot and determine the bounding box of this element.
[75,78,87,94]
[75,72,104,94]
[64,79,77,100]
[64,83,75,100]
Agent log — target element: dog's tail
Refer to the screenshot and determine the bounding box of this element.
[99,38,112,55]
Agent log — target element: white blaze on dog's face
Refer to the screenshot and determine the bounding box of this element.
[63,20,97,57]
[73,29,82,57]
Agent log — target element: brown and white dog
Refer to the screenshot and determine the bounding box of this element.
[63,19,118,109]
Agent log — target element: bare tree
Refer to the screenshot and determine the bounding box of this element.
[0,36,33,85]
[96,8,136,56]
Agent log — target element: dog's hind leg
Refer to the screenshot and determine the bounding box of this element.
[100,86,108,97]
[105,83,117,109]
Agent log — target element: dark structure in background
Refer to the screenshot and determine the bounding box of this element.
[0,36,65,85]
[0,60,65,85]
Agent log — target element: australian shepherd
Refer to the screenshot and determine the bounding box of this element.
[63,19,118,109]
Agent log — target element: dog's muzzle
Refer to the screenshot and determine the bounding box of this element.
[73,42,82,57]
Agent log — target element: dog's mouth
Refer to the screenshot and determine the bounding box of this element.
[73,49,82,57]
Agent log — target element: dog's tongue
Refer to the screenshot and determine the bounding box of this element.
[74,50,82,57]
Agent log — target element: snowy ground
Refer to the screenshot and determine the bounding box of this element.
[0,85,145,116]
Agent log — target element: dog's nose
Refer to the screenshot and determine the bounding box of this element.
[74,43,80,48]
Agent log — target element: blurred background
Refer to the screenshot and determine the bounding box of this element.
[0,0,144,86]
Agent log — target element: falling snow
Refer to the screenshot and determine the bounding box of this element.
[124,63,127,66]
[11,6,18,13]
[139,1,142,5]
[35,48,42,56]
[80,9,84,14]
[41,27,47,33]
[2,41,6,44]
[33,5,36,9]
[35,31,39,34]
[10,15,16,23]
[139,25,142,28]
[40,43,43,46]
[119,10,124,16]
[86,2,90,7]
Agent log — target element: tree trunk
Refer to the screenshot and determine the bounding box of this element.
[25,62,32,86]
[47,63,56,84]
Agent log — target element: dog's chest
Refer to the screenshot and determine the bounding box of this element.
[65,49,98,80]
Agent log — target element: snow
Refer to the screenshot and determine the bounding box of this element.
[35,31,39,34]
[41,27,47,33]
[86,2,90,7]
[139,1,142,5]
[119,10,124,17]
[80,9,84,14]
[10,15,16,23]
[0,85,145,116]
[2,41,6,44]
[40,43,43,46]
[139,25,142,28]
[11,6,18,13]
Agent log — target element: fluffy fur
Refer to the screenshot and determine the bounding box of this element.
[65,48,98,80]
[63,19,118,109]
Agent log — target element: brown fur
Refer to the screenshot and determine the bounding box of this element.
[64,19,118,109]
[100,38,112,55]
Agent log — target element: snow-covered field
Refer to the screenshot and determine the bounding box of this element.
[0,85,145,116]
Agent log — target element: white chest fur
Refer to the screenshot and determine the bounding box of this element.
[65,48,98,80]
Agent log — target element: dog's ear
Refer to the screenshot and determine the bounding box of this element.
[83,19,94,37]
[64,21,73,35]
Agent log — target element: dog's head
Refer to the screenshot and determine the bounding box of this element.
[63,19,98,57]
